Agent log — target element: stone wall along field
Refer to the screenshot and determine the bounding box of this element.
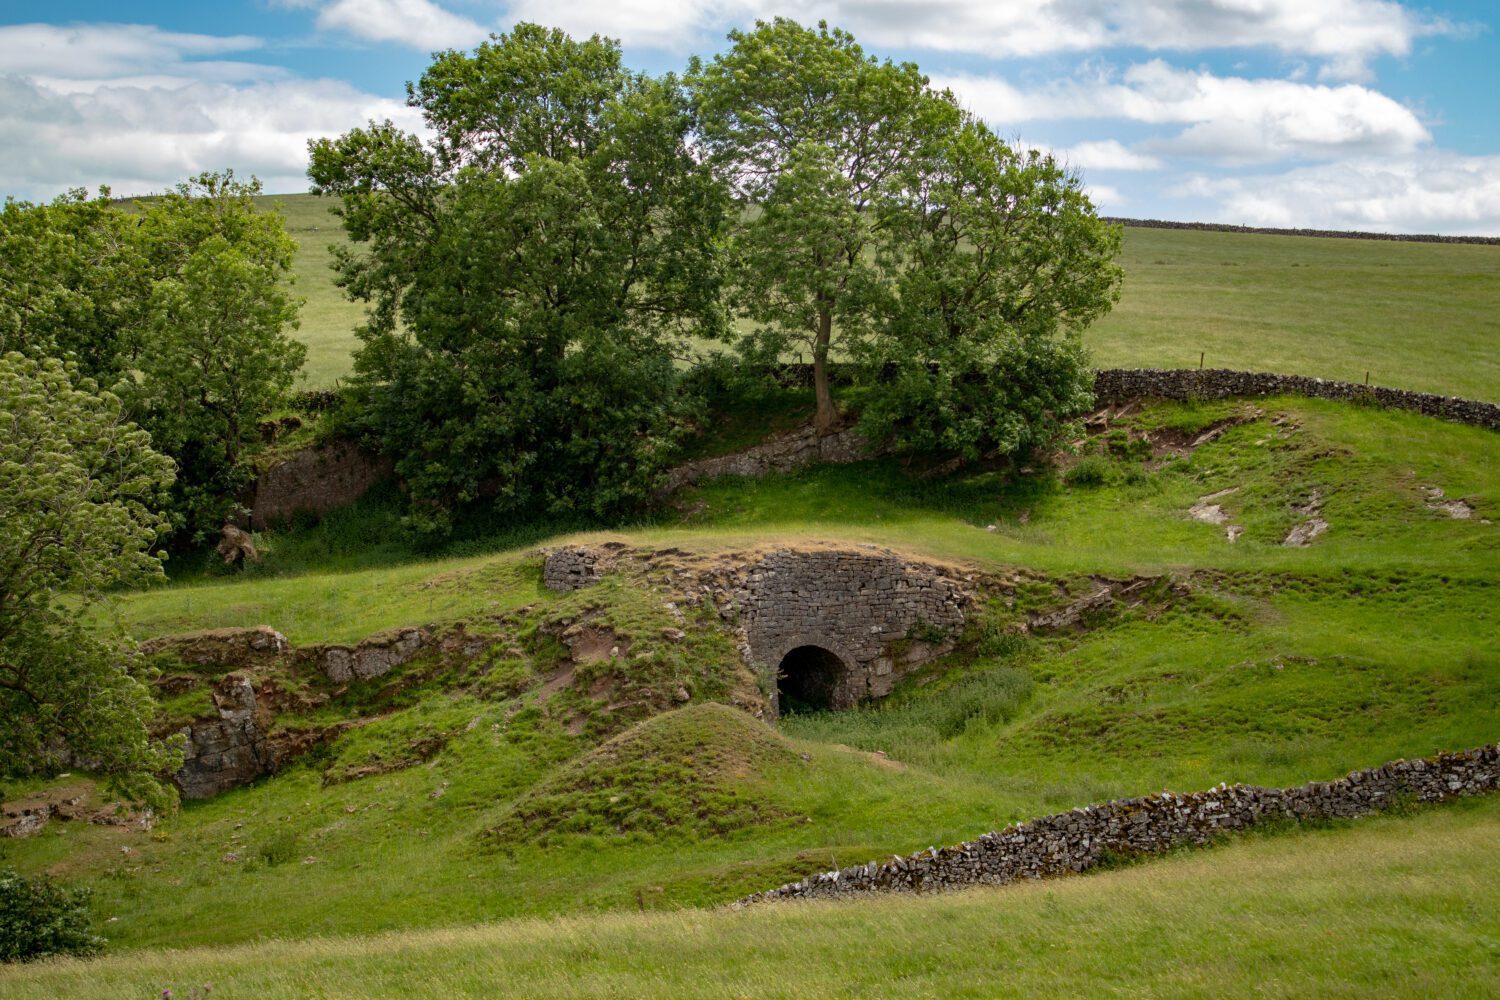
[737,744,1499,906]
[1094,368,1500,429]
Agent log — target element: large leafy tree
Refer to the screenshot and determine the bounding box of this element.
[309,24,728,532]
[0,189,149,378]
[689,18,946,432]
[858,120,1124,460]
[0,352,182,807]
[125,173,306,536]
[0,173,306,540]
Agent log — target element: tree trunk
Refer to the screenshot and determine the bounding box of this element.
[813,309,836,434]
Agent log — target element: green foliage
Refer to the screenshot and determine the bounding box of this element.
[0,189,147,376]
[690,18,942,430]
[310,25,728,535]
[856,122,1120,461]
[1,172,306,540]
[0,868,103,963]
[257,832,299,867]
[0,353,183,804]
[125,172,306,536]
[1064,455,1113,488]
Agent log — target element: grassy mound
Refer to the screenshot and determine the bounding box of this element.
[489,704,801,844]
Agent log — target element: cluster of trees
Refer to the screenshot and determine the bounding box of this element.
[2,17,1119,806]
[1,174,307,803]
[313,18,1122,534]
[0,172,306,538]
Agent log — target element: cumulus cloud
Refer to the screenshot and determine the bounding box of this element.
[480,0,1457,78]
[0,22,272,85]
[317,0,489,51]
[289,0,1459,79]
[1183,154,1500,234]
[0,60,424,201]
[1057,140,1163,172]
[937,62,1430,164]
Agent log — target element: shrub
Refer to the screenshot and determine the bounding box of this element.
[1064,455,1112,488]
[258,831,299,867]
[0,868,104,963]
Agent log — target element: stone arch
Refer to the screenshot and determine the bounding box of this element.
[774,636,859,713]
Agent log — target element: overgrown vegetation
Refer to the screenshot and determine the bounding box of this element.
[0,868,103,963]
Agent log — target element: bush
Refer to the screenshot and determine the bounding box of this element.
[1064,454,1113,488]
[0,868,104,963]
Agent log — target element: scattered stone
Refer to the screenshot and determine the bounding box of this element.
[216,523,260,565]
[661,627,686,643]
[1189,487,1238,525]
[1226,525,1244,543]
[1284,518,1329,547]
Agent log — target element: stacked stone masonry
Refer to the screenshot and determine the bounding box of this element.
[737,744,1499,906]
[543,545,974,712]
[1094,368,1500,430]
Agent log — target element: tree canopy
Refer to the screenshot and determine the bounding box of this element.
[309,25,728,533]
[0,173,306,540]
[689,17,1121,449]
[0,352,182,806]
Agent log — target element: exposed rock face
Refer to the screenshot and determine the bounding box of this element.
[251,439,393,530]
[1,787,154,838]
[310,627,429,684]
[141,626,289,667]
[174,673,272,800]
[738,743,1500,906]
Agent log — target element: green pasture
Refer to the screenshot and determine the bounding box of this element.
[5,796,1496,997]
[4,396,1492,960]
[261,193,1500,400]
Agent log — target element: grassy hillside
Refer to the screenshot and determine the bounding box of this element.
[5,796,1496,997]
[261,192,1500,399]
[4,396,1494,960]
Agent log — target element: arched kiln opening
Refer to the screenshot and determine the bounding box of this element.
[777,645,848,713]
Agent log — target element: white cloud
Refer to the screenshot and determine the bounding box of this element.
[0,72,425,201]
[317,0,490,50]
[937,62,1430,164]
[481,0,1457,77]
[0,22,271,83]
[1183,154,1500,234]
[1054,140,1163,172]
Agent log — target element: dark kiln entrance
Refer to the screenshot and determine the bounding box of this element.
[776,645,848,713]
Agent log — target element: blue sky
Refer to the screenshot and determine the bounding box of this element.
[3,1,1497,233]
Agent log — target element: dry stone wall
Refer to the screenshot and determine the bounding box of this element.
[659,423,873,493]
[1094,368,1500,430]
[737,743,1500,906]
[1102,217,1500,246]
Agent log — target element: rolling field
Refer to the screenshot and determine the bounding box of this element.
[4,395,1493,971]
[4,203,1497,992]
[5,796,1497,997]
[261,193,1500,400]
